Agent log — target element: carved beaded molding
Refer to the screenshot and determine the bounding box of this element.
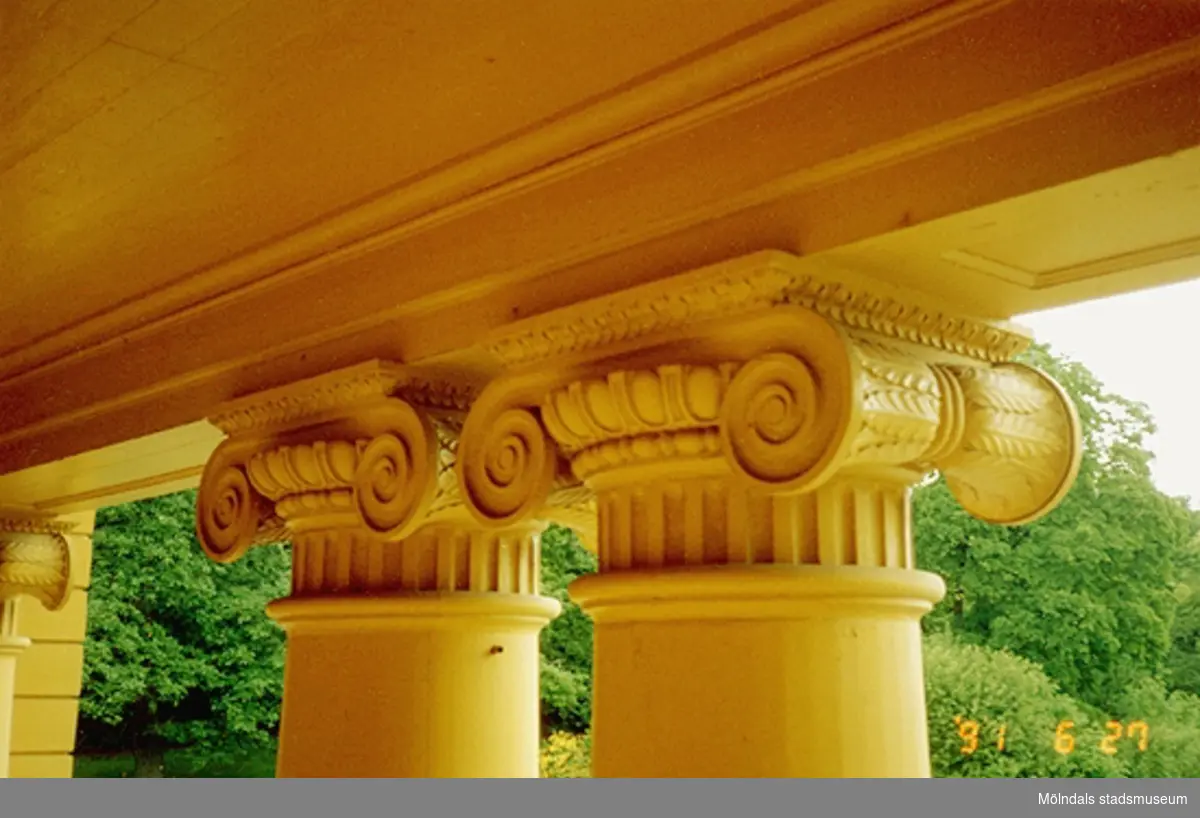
[0,510,74,611]
[483,251,1032,367]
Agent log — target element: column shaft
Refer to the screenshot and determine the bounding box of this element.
[270,524,559,778]
[574,473,944,778]
[0,603,30,779]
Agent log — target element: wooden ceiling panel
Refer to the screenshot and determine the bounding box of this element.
[108,0,250,59]
[952,161,1200,277]
[0,1,158,112]
[822,145,1200,316]
[0,40,163,172]
[1,0,811,355]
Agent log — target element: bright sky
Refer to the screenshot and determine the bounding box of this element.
[1020,280,1200,509]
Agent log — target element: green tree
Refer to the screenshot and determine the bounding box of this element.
[1166,533,1200,696]
[538,525,596,733]
[915,345,1195,708]
[79,490,290,776]
[1167,595,1200,696]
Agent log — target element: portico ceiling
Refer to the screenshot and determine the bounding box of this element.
[3,0,1200,504]
[3,0,906,366]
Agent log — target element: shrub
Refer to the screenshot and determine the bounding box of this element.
[924,635,1126,778]
[1110,678,1200,778]
[540,732,591,778]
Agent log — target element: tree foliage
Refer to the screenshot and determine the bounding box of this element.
[79,491,290,771]
[1111,677,1200,778]
[1167,534,1200,696]
[924,635,1124,778]
[1167,596,1200,697]
[915,345,1197,707]
[539,525,596,733]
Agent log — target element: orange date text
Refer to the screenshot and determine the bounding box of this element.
[953,717,1149,756]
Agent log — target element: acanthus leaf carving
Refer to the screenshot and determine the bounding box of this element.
[0,512,73,611]
[933,362,1082,525]
[492,300,1078,531]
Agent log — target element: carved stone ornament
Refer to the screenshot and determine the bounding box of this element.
[0,509,73,611]
[198,252,1081,564]
[197,363,444,562]
[455,251,1081,530]
[196,361,597,563]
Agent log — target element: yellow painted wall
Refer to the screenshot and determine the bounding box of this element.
[9,511,94,778]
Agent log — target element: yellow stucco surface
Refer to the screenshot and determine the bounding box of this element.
[8,514,94,778]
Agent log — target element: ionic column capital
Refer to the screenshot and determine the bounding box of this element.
[196,362,445,563]
[537,341,1078,526]
[195,361,596,564]
[0,508,73,614]
[455,251,1081,530]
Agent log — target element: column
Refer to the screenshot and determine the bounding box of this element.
[453,251,1082,778]
[194,365,562,778]
[272,523,555,777]
[0,602,26,779]
[8,511,95,778]
[0,509,76,778]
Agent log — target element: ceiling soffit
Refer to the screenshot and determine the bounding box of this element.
[1,0,1200,479]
